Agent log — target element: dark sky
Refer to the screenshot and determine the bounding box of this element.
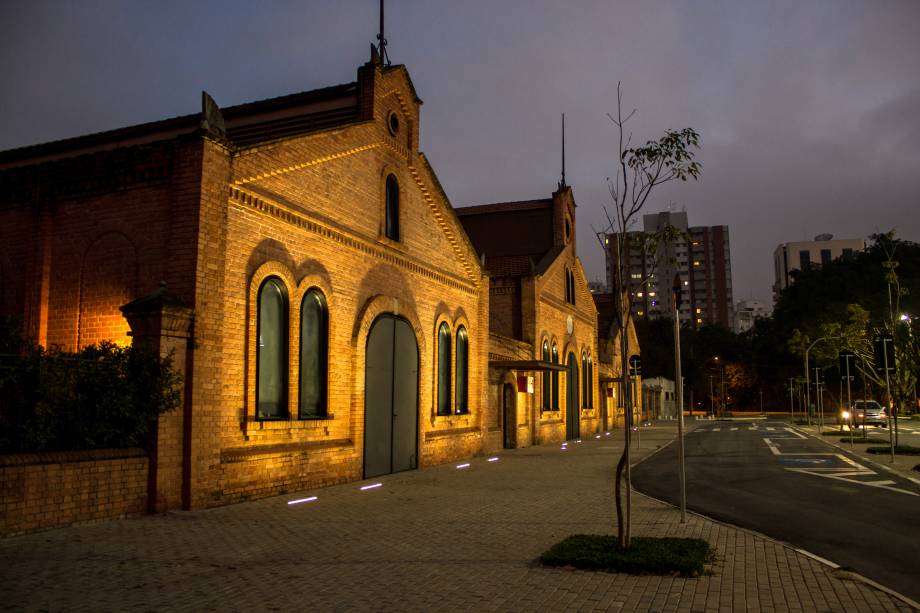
[2,0,919,302]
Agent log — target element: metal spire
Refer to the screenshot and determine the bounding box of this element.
[377,0,391,66]
[558,113,567,190]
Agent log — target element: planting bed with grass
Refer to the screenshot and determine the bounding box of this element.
[540,535,713,577]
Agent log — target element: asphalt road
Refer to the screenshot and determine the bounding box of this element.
[633,419,920,602]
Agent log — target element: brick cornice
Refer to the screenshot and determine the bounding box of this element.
[229,186,478,295]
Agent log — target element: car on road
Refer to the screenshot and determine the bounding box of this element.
[848,400,888,427]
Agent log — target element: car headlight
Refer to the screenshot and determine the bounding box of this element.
[842,411,851,420]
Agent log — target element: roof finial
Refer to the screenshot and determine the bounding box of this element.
[558,113,567,190]
[376,0,391,66]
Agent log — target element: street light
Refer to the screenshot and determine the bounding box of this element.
[804,336,839,429]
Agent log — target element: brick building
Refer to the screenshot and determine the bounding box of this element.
[456,185,628,446]
[0,50,491,513]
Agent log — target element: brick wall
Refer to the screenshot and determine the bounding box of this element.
[0,449,148,536]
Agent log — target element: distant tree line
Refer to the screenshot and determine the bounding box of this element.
[635,233,920,414]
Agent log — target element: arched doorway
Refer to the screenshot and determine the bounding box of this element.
[502,383,516,449]
[566,353,579,439]
[364,314,419,478]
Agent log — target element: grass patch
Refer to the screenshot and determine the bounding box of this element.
[540,535,713,577]
[866,445,920,456]
[838,437,887,445]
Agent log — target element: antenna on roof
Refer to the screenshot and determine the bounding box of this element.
[377,0,391,66]
[558,113,567,190]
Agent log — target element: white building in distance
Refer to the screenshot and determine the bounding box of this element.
[734,299,771,333]
[773,234,865,301]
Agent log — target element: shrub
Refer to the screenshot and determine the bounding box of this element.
[0,319,181,453]
[866,445,920,456]
[540,535,714,577]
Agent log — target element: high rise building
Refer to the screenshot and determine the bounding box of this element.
[772,234,865,301]
[605,211,734,329]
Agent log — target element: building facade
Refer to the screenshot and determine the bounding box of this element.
[456,187,607,447]
[605,211,734,329]
[0,51,494,512]
[772,234,866,301]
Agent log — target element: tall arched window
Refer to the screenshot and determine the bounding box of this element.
[551,342,560,409]
[385,174,400,241]
[257,277,288,420]
[437,322,451,416]
[582,351,588,408]
[588,356,594,408]
[299,289,328,419]
[455,326,468,414]
[541,340,551,411]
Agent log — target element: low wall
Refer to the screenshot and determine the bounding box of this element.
[0,448,148,536]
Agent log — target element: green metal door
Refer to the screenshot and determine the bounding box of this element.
[364,315,418,478]
[566,353,579,439]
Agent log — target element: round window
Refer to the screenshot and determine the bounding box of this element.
[388,112,400,136]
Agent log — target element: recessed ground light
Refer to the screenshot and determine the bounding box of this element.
[456,463,471,469]
[487,457,499,462]
[360,483,383,491]
[287,496,317,505]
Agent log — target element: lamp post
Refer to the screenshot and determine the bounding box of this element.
[804,336,839,429]
[709,375,715,418]
[672,275,687,523]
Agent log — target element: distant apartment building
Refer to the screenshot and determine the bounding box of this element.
[734,299,771,333]
[605,211,734,329]
[773,234,865,300]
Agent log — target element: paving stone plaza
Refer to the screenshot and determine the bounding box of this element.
[1,422,913,612]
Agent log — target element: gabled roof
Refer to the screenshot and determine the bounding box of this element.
[0,81,361,166]
[455,198,558,277]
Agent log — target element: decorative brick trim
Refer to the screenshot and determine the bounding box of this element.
[220,439,353,463]
[230,186,477,295]
[232,143,382,186]
[0,447,146,467]
[423,426,479,440]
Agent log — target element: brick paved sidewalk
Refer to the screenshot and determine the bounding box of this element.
[1,423,915,612]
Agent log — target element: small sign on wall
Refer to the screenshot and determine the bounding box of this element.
[517,375,534,394]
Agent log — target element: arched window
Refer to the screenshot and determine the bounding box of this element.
[551,342,560,409]
[588,356,594,408]
[455,326,469,415]
[257,277,288,420]
[582,351,588,408]
[299,289,328,419]
[437,322,451,416]
[385,174,400,241]
[541,340,551,411]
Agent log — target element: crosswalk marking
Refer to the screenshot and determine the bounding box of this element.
[713,427,721,432]
[731,427,738,431]
[766,427,774,431]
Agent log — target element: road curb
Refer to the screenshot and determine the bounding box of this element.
[632,488,920,611]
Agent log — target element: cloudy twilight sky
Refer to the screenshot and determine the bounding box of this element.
[2,1,918,302]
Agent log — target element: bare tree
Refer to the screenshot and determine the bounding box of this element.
[595,83,701,549]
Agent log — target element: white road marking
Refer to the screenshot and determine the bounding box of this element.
[766,426,775,431]
[765,436,920,496]
[731,427,738,431]
[713,427,721,432]
[748,427,757,431]
[784,428,807,439]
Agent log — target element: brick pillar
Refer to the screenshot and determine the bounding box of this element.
[120,284,194,513]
